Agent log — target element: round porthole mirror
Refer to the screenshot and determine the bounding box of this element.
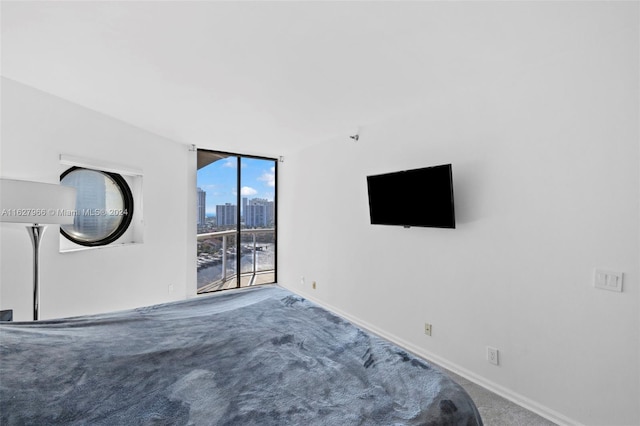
[60,167,134,246]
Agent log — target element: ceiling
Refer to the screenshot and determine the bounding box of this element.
[0,1,588,155]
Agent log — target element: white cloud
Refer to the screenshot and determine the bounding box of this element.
[259,167,276,187]
[241,186,258,196]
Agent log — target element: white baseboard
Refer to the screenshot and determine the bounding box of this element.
[283,285,581,426]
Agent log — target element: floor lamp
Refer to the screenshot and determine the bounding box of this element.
[0,179,77,320]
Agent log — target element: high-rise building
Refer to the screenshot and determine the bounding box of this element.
[216,203,237,227]
[197,187,206,226]
[242,197,248,222]
[245,198,274,228]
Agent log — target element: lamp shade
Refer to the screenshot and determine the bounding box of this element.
[0,179,77,225]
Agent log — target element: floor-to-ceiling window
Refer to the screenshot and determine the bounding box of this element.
[197,150,276,293]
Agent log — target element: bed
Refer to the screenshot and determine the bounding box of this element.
[0,284,483,425]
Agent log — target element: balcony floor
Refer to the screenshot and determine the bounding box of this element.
[197,271,275,294]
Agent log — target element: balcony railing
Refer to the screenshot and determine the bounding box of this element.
[197,228,275,293]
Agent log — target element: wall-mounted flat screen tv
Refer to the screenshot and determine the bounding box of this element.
[367,164,455,228]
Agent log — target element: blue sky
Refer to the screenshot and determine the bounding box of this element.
[197,157,275,216]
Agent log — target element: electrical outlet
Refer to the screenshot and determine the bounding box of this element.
[424,323,432,336]
[168,284,174,293]
[312,281,316,290]
[487,347,499,365]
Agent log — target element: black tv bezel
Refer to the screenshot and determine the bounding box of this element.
[366,163,455,229]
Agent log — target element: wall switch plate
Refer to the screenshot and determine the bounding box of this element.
[594,269,623,292]
[312,281,316,290]
[424,323,432,336]
[487,347,499,365]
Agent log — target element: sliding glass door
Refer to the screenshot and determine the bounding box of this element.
[197,150,276,293]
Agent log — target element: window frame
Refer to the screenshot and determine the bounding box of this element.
[59,166,135,247]
[196,149,278,293]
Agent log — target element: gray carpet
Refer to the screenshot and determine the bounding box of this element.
[0,285,482,425]
[444,371,556,426]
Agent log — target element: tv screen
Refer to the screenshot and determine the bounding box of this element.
[366,164,455,228]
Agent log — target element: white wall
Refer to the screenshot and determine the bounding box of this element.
[279,3,639,426]
[0,78,196,320]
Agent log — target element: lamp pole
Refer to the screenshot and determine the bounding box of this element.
[26,225,46,321]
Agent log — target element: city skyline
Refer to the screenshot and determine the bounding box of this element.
[200,197,275,227]
[197,156,275,216]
